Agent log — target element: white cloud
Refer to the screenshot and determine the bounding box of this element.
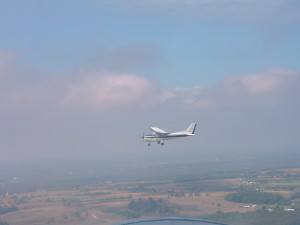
[1,51,298,113]
[59,67,300,112]
[160,86,217,110]
[63,72,155,109]
[164,68,299,111]
[223,68,297,96]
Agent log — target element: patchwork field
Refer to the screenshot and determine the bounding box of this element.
[0,188,257,225]
[1,162,299,225]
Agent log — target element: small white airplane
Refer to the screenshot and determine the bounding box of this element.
[142,123,196,146]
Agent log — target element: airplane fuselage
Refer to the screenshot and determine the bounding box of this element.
[144,134,194,145]
[144,133,193,141]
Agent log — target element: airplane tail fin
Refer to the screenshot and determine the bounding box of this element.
[186,123,196,134]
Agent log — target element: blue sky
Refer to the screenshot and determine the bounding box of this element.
[1,0,300,86]
[0,0,299,162]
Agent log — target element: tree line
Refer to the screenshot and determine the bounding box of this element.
[0,206,18,215]
[203,209,300,225]
[128,197,176,214]
[224,189,284,204]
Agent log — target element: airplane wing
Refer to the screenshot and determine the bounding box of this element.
[149,127,170,136]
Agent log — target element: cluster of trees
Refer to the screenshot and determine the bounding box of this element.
[128,198,176,214]
[291,191,300,200]
[84,191,112,197]
[62,199,82,207]
[0,206,18,215]
[13,196,28,204]
[203,209,300,225]
[0,221,9,225]
[225,189,284,204]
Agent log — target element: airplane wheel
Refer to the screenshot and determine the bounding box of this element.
[148,143,151,146]
[161,143,164,146]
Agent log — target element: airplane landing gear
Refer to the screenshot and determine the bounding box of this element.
[157,140,164,145]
